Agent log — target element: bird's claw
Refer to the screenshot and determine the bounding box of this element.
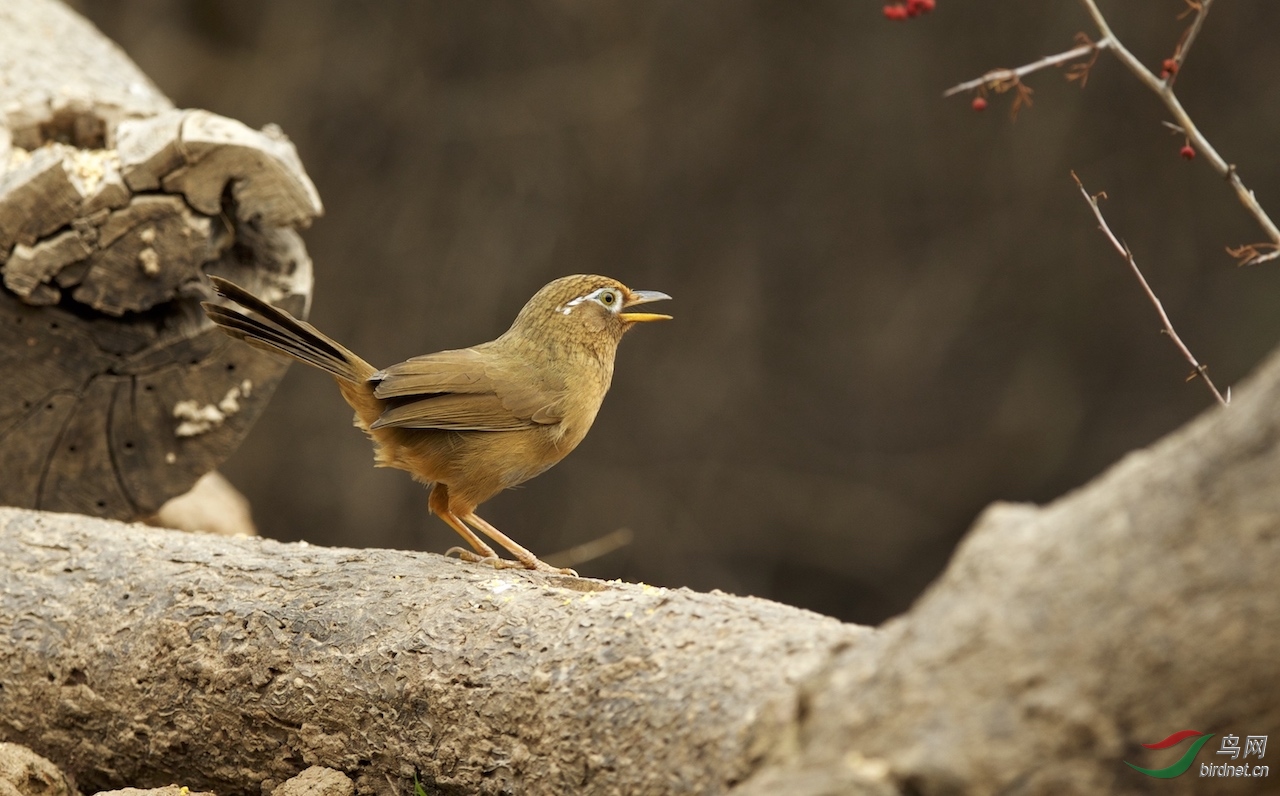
[444,546,577,576]
[445,546,497,565]
[525,560,578,577]
[491,556,577,576]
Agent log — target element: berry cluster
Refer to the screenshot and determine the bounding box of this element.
[883,0,936,21]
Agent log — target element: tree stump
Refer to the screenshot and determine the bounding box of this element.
[0,0,322,519]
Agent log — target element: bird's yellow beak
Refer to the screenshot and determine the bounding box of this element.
[620,289,672,323]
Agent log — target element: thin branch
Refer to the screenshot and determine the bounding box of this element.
[1075,0,1280,265]
[544,527,634,570]
[1072,172,1228,407]
[1167,0,1213,87]
[942,40,1110,98]
[947,1,1280,266]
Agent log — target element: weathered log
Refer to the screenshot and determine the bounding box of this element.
[0,508,860,796]
[730,356,1280,795]
[0,0,321,520]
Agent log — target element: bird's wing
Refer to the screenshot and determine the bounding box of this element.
[372,348,493,397]
[369,348,567,431]
[370,392,535,431]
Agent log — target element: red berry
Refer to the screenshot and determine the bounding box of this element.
[1180,144,1195,160]
[883,4,908,20]
[972,96,988,112]
[919,0,936,10]
[1162,58,1178,75]
[906,0,924,15]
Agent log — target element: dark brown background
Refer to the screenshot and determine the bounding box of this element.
[71,0,1280,623]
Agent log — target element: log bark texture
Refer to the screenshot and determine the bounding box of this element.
[0,0,321,521]
[4,348,1279,796]
[0,507,861,796]
[730,351,1280,795]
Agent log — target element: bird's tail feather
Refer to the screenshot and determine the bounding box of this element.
[202,276,376,384]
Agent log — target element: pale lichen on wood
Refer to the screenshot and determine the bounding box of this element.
[173,379,254,437]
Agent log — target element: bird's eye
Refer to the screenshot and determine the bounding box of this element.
[599,290,618,307]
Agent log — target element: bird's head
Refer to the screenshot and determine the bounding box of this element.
[507,274,671,353]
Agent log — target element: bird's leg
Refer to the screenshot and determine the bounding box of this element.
[428,484,500,564]
[460,511,578,576]
[439,515,502,564]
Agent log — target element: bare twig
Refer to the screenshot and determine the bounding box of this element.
[1072,172,1229,407]
[1166,0,1213,87]
[1077,0,1280,264]
[948,0,1280,265]
[544,527,634,569]
[942,40,1110,97]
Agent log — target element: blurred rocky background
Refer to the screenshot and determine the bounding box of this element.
[68,0,1280,623]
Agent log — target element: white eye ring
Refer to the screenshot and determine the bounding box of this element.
[560,287,623,316]
[595,288,621,311]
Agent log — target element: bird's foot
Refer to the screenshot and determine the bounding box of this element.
[444,546,576,576]
[444,546,501,565]
[507,558,578,577]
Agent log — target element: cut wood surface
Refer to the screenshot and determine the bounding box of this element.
[0,0,322,520]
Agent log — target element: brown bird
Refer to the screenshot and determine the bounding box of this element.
[201,275,671,574]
